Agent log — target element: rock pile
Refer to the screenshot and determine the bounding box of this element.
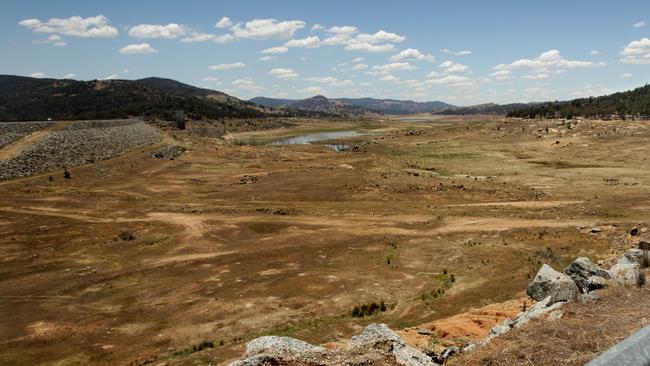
[230,324,439,366]
[0,120,161,180]
[0,121,54,148]
[148,145,186,160]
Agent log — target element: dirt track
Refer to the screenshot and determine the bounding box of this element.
[1,117,649,365]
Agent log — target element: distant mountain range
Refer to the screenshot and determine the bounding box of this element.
[250,96,455,115]
[0,75,270,121]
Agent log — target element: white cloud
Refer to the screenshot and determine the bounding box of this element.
[345,42,395,53]
[439,61,469,73]
[495,49,606,72]
[379,74,400,82]
[425,75,472,87]
[30,72,47,78]
[303,76,353,86]
[620,73,632,78]
[258,55,274,62]
[442,48,472,56]
[620,38,650,64]
[350,63,368,70]
[180,32,233,43]
[590,50,600,56]
[284,35,320,48]
[521,73,549,80]
[128,23,186,39]
[355,30,405,44]
[119,43,157,54]
[63,73,76,79]
[215,17,233,29]
[231,77,264,92]
[488,70,511,80]
[202,76,220,82]
[32,34,66,46]
[322,26,358,45]
[390,48,435,62]
[571,84,612,97]
[426,70,439,78]
[208,62,245,70]
[352,57,364,63]
[311,24,325,32]
[19,15,118,38]
[230,18,305,40]
[261,46,288,54]
[299,86,325,95]
[633,21,646,28]
[101,74,118,80]
[371,62,417,73]
[268,68,298,79]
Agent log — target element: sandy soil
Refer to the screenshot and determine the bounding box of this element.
[0,117,649,365]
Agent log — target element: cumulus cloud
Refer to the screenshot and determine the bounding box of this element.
[284,35,320,48]
[32,34,66,46]
[63,73,76,79]
[19,15,118,38]
[590,50,600,56]
[350,63,368,70]
[390,48,435,62]
[180,32,233,43]
[129,23,187,39]
[101,74,118,80]
[346,43,395,53]
[261,46,288,54]
[425,75,472,87]
[208,62,245,70]
[379,74,400,82]
[488,70,511,80]
[215,17,233,28]
[258,55,274,62]
[620,38,650,64]
[299,86,325,95]
[303,76,353,86]
[521,73,549,80]
[439,61,469,73]
[231,77,264,92]
[230,18,305,40]
[633,21,646,28]
[268,68,298,79]
[494,49,605,72]
[119,43,157,54]
[30,72,47,78]
[371,62,417,73]
[442,48,471,56]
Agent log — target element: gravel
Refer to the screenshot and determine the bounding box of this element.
[0,120,161,180]
[0,121,54,148]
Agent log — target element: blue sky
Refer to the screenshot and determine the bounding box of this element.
[2,0,650,105]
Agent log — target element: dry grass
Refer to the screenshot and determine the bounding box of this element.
[448,282,650,366]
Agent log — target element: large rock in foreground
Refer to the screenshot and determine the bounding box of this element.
[229,323,438,366]
[610,263,646,287]
[564,257,611,292]
[527,264,579,303]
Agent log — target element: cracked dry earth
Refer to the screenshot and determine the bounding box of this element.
[1,117,649,365]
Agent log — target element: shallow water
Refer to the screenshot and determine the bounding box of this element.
[268,130,365,146]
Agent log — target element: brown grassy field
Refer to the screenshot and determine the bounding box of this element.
[1,116,649,365]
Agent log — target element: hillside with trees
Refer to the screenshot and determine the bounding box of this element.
[507,84,650,119]
[0,75,270,121]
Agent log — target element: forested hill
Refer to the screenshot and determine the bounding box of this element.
[507,84,650,119]
[0,75,270,121]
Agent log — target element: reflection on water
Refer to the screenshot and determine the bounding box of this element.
[268,130,364,146]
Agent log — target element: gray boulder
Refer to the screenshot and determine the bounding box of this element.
[564,257,611,291]
[527,264,580,303]
[610,263,646,286]
[617,249,649,268]
[512,296,565,328]
[244,336,326,358]
[348,323,438,366]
